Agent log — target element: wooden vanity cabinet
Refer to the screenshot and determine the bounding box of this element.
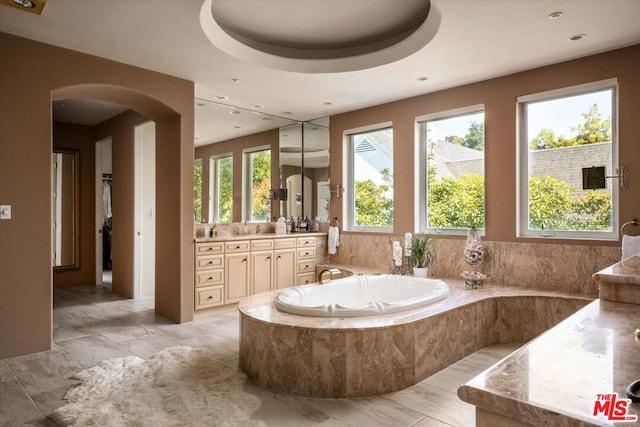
[296,236,316,285]
[194,242,225,309]
[194,235,323,310]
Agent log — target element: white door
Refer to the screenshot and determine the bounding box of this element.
[134,121,156,299]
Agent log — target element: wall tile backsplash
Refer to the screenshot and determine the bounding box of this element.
[328,234,620,294]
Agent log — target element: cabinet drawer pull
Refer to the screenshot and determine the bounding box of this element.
[208,277,212,280]
[277,255,281,259]
[305,264,309,268]
[207,295,213,300]
[236,245,241,249]
[207,261,213,265]
[206,247,213,251]
[304,252,309,256]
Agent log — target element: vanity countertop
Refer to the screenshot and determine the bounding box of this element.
[194,232,327,243]
[592,255,640,285]
[458,298,640,426]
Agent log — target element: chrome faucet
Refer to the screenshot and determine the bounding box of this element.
[318,268,341,284]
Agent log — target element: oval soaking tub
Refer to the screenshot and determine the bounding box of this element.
[274,274,449,317]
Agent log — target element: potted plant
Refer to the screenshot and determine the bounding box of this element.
[410,234,434,277]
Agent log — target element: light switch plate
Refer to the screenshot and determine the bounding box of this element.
[0,205,11,220]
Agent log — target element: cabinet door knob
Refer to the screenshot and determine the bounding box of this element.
[304,252,309,256]
[242,258,247,262]
[207,295,213,300]
[277,255,281,259]
[208,277,212,280]
[207,261,213,265]
[266,256,271,260]
[236,245,241,249]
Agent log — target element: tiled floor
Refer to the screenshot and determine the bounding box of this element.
[0,286,519,426]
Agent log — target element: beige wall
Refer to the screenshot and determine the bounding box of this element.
[0,33,195,358]
[329,44,640,247]
[195,129,280,223]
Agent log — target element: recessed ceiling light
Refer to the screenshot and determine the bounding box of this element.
[418,76,428,81]
[548,11,563,20]
[250,104,263,109]
[281,111,293,115]
[231,78,241,84]
[234,126,241,129]
[230,110,241,115]
[11,0,35,7]
[195,102,206,107]
[262,117,273,121]
[569,33,586,41]
[323,101,332,106]
[215,95,228,101]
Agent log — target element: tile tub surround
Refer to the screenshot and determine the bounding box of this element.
[328,234,621,294]
[457,299,640,426]
[593,255,640,304]
[238,281,592,398]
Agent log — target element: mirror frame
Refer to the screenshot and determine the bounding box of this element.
[52,148,80,271]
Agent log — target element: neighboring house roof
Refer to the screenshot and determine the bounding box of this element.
[431,139,484,180]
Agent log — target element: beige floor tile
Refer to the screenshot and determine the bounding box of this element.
[0,360,15,382]
[54,334,132,368]
[0,379,42,425]
[5,349,83,395]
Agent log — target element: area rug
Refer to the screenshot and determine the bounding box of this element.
[49,346,266,426]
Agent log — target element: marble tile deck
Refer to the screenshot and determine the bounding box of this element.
[1,285,518,426]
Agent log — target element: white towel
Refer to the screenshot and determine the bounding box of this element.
[328,226,339,255]
[622,234,640,260]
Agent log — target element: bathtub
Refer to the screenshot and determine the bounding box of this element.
[274,274,450,317]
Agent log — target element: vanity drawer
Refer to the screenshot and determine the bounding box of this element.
[297,247,316,259]
[225,240,250,253]
[195,255,223,271]
[195,285,224,309]
[296,236,316,247]
[274,238,296,249]
[297,260,315,274]
[251,239,274,251]
[196,242,224,255]
[297,273,316,286]
[195,270,224,287]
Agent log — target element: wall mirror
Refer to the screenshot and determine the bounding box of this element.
[279,117,330,221]
[52,149,79,270]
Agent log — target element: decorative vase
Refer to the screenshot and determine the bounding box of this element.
[413,267,428,278]
[463,227,484,267]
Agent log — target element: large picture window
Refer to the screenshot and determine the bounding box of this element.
[346,125,393,231]
[418,107,485,234]
[517,79,618,240]
[243,147,271,222]
[210,154,233,223]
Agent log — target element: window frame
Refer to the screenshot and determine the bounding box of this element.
[344,122,394,233]
[209,153,233,224]
[242,145,271,223]
[516,78,619,241]
[416,105,486,236]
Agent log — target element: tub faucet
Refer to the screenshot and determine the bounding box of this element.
[318,268,341,284]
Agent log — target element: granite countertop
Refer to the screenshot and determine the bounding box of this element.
[458,298,640,426]
[593,254,640,285]
[194,232,327,243]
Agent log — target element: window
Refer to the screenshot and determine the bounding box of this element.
[418,107,485,234]
[243,147,271,222]
[194,158,202,223]
[210,154,233,223]
[517,79,618,240]
[346,124,393,231]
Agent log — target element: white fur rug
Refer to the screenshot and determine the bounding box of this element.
[49,346,265,427]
